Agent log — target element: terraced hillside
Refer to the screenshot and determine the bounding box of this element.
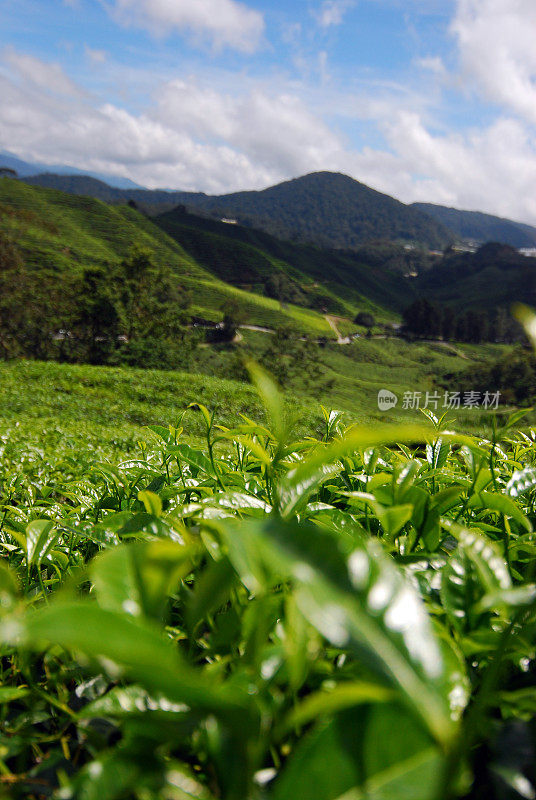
[0,178,340,336]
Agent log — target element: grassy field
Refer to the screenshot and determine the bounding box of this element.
[0,360,324,464]
[221,330,518,432]
[0,336,520,472]
[309,337,515,428]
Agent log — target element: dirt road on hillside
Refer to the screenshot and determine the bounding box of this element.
[324,315,351,344]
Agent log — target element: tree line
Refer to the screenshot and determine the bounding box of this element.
[402,298,522,343]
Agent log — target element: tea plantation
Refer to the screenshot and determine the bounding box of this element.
[1,353,536,799]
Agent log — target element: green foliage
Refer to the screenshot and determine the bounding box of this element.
[1,362,536,798]
[259,325,324,388]
[28,170,452,249]
[354,311,376,328]
[0,234,193,368]
[456,346,536,405]
[154,204,413,315]
[0,177,338,344]
[402,296,524,345]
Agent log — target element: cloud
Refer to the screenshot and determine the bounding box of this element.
[316,0,355,28]
[154,78,343,177]
[415,56,446,77]
[452,0,536,125]
[381,111,536,221]
[85,46,107,64]
[2,47,82,96]
[3,49,536,225]
[0,51,339,192]
[108,0,265,53]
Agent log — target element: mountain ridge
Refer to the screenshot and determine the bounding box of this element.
[23,170,452,250]
[20,169,536,251]
[412,201,536,249]
[1,176,534,327]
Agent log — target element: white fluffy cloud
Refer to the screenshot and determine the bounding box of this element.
[452,0,536,125]
[154,80,343,176]
[108,0,265,53]
[3,32,536,225]
[316,0,355,28]
[3,47,82,96]
[380,112,536,221]
[0,52,339,192]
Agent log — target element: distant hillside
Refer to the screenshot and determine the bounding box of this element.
[155,206,415,314]
[25,171,452,249]
[23,170,536,253]
[23,173,203,211]
[2,176,535,330]
[412,202,536,248]
[415,242,536,309]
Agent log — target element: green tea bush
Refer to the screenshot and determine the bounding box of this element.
[1,365,536,799]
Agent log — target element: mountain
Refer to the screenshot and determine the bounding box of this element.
[170,172,453,250]
[23,172,203,212]
[0,151,142,190]
[20,170,536,252]
[24,171,452,249]
[412,202,536,249]
[1,175,534,328]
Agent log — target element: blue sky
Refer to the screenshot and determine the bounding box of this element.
[1,0,536,224]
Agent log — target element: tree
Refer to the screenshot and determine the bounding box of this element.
[264,274,305,307]
[219,299,244,341]
[441,306,456,341]
[0,232,65,360]
[455,312,468,342]
[72,268,123,364]
[261,326,324,390]
[118,246,192,367]
[402,298,440,338]
[458,309,487,344]
[0,233,27,358]
[262,325,296,384]
[354,312,375,329]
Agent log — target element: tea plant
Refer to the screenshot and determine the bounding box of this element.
[0,361,536,799]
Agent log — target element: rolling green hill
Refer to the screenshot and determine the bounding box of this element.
[168,171,453,250]
[0,177,347,336]
[4,176,534,352]
[23,171,536,255]
[154,205,414,315]
[23,172,203,211]
[0,176,525,443]
[1,177,422,330]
